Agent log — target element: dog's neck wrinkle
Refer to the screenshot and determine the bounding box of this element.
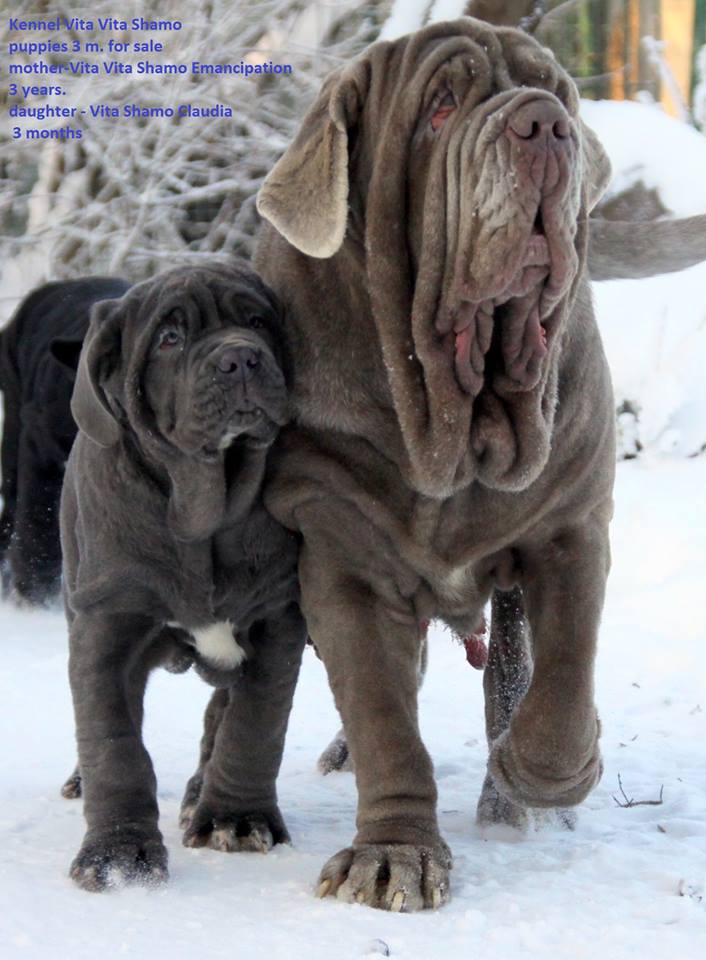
[118,424,271,567]
[120,429,171,497]
[222,444,268,526]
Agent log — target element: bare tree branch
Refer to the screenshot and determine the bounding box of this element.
[612,773,665,808]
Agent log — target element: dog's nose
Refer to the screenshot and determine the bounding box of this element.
[216,346,261,381]
[506,99,569,151]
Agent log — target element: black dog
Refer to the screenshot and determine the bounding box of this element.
[62,261,306,891]
[0,277,130,603]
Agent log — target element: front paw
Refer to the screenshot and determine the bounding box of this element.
[489,710,602,808]
[316,841,452,912]
[70,825,168,892]
[182,803,290,853]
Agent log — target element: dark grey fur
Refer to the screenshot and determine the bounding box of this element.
[62,260,306,891]
[0,277,130,604]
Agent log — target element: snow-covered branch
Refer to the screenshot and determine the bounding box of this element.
[1,0,390,298]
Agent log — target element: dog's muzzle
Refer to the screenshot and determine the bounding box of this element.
[192,338,287,457]
[445,94,577,397]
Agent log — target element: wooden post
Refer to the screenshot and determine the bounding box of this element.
[659,0,695,115]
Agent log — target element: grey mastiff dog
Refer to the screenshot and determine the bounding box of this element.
[251,17,627,910]
[62,260,306,891]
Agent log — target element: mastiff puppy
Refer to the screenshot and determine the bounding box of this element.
[251,17,632,910]
[62,260,306,891]
[0,277,130,604]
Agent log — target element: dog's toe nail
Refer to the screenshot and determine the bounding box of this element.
[178,807,195,830]
[390,890,405,912]
[238,828,271,854]
[316,878,332,898]
[72,864,103,892]
[149,866,168,885]
[210,827,236,852]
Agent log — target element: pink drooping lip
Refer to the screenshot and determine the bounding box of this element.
[446,227,553,396]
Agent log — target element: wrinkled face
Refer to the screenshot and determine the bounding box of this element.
[138,274,288,460]
[256,19,611,494]
[73,264,290,463]
[404,28,585,396]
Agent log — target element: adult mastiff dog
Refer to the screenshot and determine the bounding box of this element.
[62,261,306,890]
[255,17,620,911]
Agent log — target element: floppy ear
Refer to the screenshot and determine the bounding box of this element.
[579,119,612,213]
[70,300,123,447]
[256,68,365,258]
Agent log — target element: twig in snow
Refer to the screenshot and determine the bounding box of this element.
[612,773,664,808]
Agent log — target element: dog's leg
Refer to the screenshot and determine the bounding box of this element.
[182,602,306,853]
[8,430,62,604]
[487,521,607,810]
[476,586,533,829]
[61,624,192,801]
[317,627,429,775]
[179,688,229,829]
[298,540,450,913]
[68,611,167,891]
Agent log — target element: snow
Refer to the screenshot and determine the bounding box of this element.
[379,0,440,41]
[1,455,706,958]
[581,99,706,458]
[580,99,706,216]
[592,261,706,457]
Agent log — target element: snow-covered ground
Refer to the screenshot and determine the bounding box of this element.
[1,454,705,959]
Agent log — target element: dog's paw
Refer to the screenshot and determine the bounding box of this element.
[476,772,577,832]
[317,727,354,775]
[182,804,290,853]
[70,827,168,892]
[61,767,82,800]
[489,716,602,809]
[476,772,530,831]
[316,842,452,911]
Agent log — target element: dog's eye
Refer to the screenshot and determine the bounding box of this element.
[247,316,265,330]
[431,92,456,132]
[156,326,184,351]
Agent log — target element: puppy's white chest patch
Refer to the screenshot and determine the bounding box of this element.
[192,620,246,668]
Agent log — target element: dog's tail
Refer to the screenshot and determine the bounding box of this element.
[588,214,706,281]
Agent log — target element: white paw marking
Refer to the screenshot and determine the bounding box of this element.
[192,621,245,668]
